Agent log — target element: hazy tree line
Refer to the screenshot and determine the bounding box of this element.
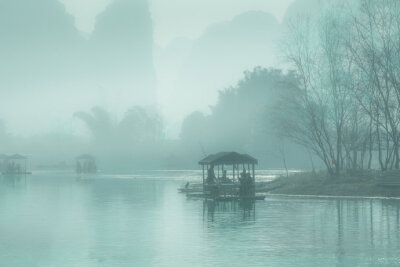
[279,0,400,175]
[73,106,165,170]
[74,106,163,148]
[179,67,308,168]
[6,0,400,174]
[0,67,309,171]
[73,68,308,170]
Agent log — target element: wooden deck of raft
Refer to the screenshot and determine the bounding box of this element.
[185,192,265,201]
[179,183,266,200]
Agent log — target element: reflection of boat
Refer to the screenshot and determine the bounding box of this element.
[203,198,256,221]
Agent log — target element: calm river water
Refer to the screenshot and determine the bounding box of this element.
[1,170,400,266]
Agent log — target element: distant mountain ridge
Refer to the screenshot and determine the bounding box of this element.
[282,0,323,25]
[156,11,283,123]
[89,0,156,103]
[0,0,156,101]
[156,2,330,129]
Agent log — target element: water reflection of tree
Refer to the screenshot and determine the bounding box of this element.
[381,199,400,247]
[202,200,255,223]
[335,200,345,266]
[332,198,400,265]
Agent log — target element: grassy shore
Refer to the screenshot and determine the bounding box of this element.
[256,171,400,198]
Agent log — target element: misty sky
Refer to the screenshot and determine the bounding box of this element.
[0,0,303,138]
[59,0,294,46]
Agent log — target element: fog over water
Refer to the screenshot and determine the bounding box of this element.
[0,0,365,173]
[0,0,324,170]
[0,0,300,136]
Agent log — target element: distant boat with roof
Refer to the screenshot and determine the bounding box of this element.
[0,154,32,175]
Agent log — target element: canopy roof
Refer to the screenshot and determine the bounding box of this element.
[7,154,27,160]
[199,152,258,165]
[76,154,96,160]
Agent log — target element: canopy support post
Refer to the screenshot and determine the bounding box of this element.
[233,165,235,183]
[202,165,205,188]
[252,163,255,182]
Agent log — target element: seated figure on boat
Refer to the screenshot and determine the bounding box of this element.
[219,170,231,184]
[207,165,216,184]
[239,168,254,196]
[240,168,247,181]
[240,168,253,183]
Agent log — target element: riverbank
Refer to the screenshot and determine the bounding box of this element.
[257,171,400,198]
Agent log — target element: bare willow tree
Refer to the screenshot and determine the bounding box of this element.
[280,0,400,173]
[280,5,368,176]
[346,0,400,170]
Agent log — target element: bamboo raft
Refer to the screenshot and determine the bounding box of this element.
[185,192,266,201]
[180,152,265,201]
[182,184,266,201]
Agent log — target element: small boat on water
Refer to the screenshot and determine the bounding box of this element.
[0,154,31,175]
[178,182,203,193]
[178,187,202,193]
